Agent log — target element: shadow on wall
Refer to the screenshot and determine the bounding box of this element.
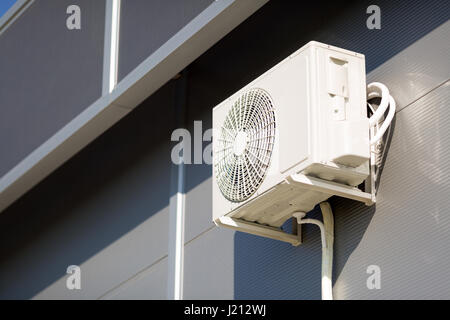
[233,98,396,300]
[184,0,449,197]
[183,0,441,299]
[0,81,177,299]
[0,0,446,300]
[234,201,377,299]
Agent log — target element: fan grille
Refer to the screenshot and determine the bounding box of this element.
[215,88,276,202]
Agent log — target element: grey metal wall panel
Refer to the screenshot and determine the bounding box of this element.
[229,55,450,300]
[0,0,449,300]
[181,0,450,299]
[333,83,450,299]
[0,81,175,299]
[234,212,324,299]
[182,0,449,254]
[184,178,214,244]
[313,0,450,74]
[31,206,169,300]
[103,257,168,300]
[367,22,450,112]
[183,113,214,243]
[0,0,105,178]
[183,227,235,299]
[118,0,214,81]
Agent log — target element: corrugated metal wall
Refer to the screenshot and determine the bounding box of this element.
[0,0,449,299]
[0,0,105,178]
[182,0,450,299]
[118,0,213,81]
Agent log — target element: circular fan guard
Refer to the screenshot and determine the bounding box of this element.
[215,88,276,202]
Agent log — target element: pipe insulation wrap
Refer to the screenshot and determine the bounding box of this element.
[319,202,334,301]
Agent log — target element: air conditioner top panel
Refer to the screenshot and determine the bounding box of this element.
[212,41,364,113]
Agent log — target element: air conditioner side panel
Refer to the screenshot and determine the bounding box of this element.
[314,45,369,167]
[212,101,233,223]
[275,51,312,174]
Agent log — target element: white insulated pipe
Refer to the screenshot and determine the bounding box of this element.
[293,202,334,300]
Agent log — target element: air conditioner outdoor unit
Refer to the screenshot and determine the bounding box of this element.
[212,41,376,245]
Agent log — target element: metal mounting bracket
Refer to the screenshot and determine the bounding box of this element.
[288,173,374,206]
[216,172,374,246]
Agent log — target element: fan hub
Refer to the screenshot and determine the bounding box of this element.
[233,131,248,156]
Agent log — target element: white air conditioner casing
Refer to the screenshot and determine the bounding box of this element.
[212,41,373,245]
